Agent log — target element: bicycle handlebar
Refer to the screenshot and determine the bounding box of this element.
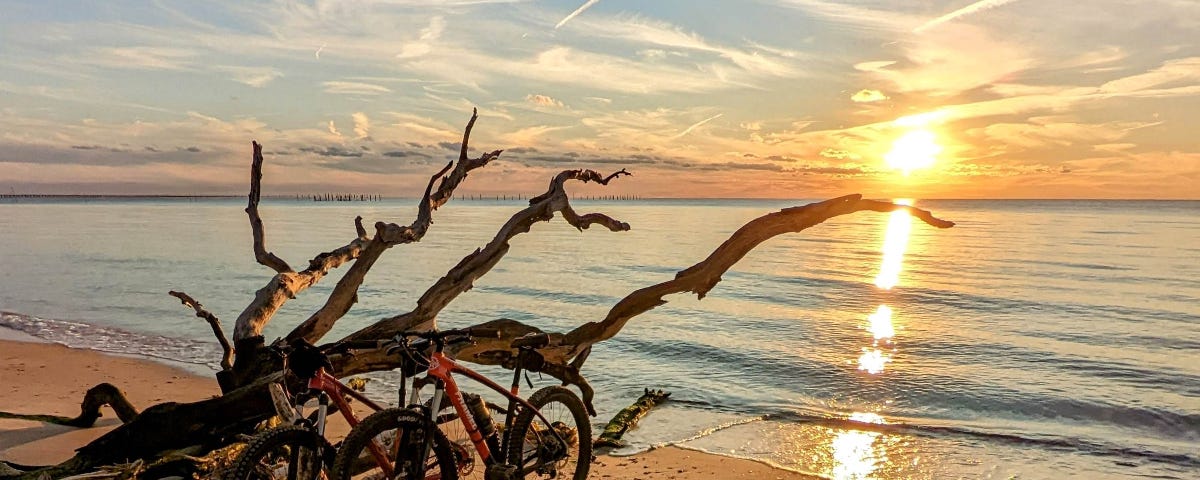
[402,327,501,342]
[325,327,502,354]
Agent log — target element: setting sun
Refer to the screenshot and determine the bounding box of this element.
[884,129,941,175]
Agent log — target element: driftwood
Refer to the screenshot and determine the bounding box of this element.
[594,389,671,448]
[0,109,502,479]
[0,106,955,479]
[0,383,137,428]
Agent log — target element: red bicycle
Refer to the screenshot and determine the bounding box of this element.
[224,340,440,480]
[330,328,593,480]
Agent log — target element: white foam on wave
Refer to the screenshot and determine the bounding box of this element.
[0,311,222,375]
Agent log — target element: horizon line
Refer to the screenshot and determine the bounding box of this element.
[2,194,1197,202]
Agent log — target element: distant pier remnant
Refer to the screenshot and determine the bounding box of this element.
[301,193,383,202]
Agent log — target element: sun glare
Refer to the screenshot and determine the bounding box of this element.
[884,130,941,175]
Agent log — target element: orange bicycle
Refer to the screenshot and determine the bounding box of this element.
[331,328,592,480]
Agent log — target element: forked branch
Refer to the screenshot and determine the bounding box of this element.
[334,167,632,349]
[285,109,502,344]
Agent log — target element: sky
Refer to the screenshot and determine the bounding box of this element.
[1,0,1198,199]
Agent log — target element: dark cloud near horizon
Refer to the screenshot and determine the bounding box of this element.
[316,149,442,174]
[789,165,866,176]
[2,142,220,166]
[298,145,363,157]
[382,150,430,158]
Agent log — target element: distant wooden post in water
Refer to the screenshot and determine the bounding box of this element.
[305,193,383,202]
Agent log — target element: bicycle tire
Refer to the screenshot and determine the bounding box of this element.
[330,407,458,480]
[225,425,332,480]
[506,386,592,480]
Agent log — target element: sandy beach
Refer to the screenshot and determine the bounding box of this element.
[0,335,816,479]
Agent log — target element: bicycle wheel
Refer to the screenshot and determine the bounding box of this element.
[506,386,592,480]
[331,407,458,480]
[226,425,331,480]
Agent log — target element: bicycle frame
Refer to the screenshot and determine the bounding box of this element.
[418,350,571,476]
[291,369,397,477]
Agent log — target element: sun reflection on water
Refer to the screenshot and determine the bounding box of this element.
[874,200,914,290]
[868,305,895,340]
[830,412,888,479]
[856,348,890,374]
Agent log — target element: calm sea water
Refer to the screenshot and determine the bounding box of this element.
[1,197,1197,479]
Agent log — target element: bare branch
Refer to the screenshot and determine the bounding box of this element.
[338,168,631,345]
[285,110,501,344]
[354,216,366,240]
[341,195,953,413]
[460,107,476,162]
[560,195,952,350]
[169,290,233,371]
[246,141,292,274]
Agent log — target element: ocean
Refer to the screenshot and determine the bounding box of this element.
[1,197,1197,479]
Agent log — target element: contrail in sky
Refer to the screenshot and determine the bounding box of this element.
[555,0,601,29]
[672,113,723,139]
[914,0,1022,33]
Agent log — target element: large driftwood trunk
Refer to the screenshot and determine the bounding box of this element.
[0,108,954,479]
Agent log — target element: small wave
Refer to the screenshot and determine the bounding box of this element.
[0,311,220,371]
[1025,259,1136,271]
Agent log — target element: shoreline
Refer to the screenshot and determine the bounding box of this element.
[0,335,820,479]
